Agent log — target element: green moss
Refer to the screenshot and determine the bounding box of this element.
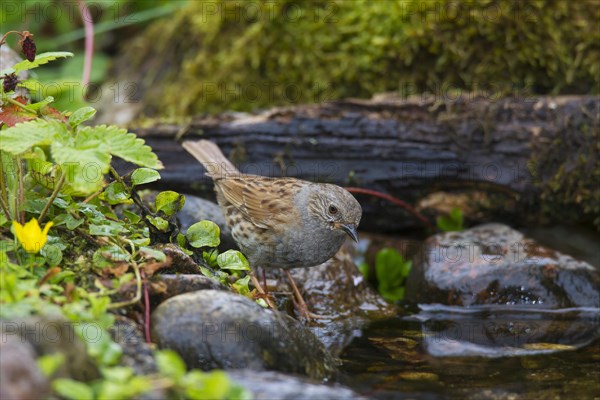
[529,102,600,228]
[119,0,599,117]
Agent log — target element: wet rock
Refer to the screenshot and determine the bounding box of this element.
[149,274,229,304]
[109,317,168,400]
[406,223,600,308]
[151,290,336,379]
[110,316,157,375]
[153,243,202,274]
[0,336,51,400]
[0,316,98,381]
[289,243,398,355]
[228,370,368,400]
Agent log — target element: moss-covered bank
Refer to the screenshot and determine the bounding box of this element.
[116,0,599,117]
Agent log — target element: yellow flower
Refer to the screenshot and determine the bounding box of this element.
[12,218,53,254]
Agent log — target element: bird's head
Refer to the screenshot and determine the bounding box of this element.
[308,184,362,242]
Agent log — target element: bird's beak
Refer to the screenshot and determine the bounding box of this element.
[340,223,359,243]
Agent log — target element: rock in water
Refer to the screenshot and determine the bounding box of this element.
[151,290,337,379]
[406,223,599,308]
[228,370,368,400]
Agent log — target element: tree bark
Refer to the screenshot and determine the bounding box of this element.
[129,95,599,231]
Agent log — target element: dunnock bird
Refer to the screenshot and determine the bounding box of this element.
[182,140,362,318]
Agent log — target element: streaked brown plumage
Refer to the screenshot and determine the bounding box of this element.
[182,140,362,271]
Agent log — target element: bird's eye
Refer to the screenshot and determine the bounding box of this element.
[328,205,338,215]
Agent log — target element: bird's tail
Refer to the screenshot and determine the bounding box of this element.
[182,140,239,179]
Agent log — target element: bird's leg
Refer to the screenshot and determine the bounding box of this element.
[250,272,276,309]
[262,268,267,293]
[284,270,325,322]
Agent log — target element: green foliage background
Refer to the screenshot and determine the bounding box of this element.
[118,0,600,116]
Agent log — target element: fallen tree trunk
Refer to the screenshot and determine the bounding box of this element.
[130,95,599,231]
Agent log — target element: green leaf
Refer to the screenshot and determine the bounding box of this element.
[93,245,130,268]
[0,119,64,155]
[146,216,169,232]
[155,191,185,217]
[139,247,166,262]
[186,220,220,248]
[131,168,161,186]
[69,106,97,127]
[37,353,65,376]
[100,366,133,382]
[6,52,74,74]
[177,233,194,256]
[202,248,219,268]
[100,181,131,205]
[123,210,141,224]
[357,261,370,279]
[77,125,163,169]
[436,207,464,232]
[182,370,231,400]
[217,250,250,271]
[41,244,63,266]
[51,139,111,194]
[375,248,411,302]
[232,275,251,296]
[156,349,187,380]
[88,220,125,236]
[27,96,54,111]
[52,379,94,400]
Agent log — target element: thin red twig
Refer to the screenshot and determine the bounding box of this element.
[78,0,94,88]
[345,187,432,228]
[141,269,152,343]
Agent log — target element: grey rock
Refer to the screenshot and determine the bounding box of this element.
[149,274,229,304]
[288,243,398,355]
[110,316,157,375]
[406,223,600,308]
[153,243,202,274]
[228,370,369,400]
[0,337,50,400]
[151,290,337,379]
[0,316,98,381]
[109,317,168,400]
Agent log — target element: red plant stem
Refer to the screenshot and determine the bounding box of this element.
[78,0,94,88]
[141,270,152,343]
[345,187,432,228]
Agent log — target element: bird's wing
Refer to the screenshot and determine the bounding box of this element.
[216,176,302,230]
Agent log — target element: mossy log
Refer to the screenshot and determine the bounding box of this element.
[130,95,599,231]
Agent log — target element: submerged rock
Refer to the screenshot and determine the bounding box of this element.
[406,223,600,309]
[151,290,336,380]
[229,370,368,400]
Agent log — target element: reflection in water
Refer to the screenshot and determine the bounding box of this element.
[339,307,600,399]
[414,305,600,357]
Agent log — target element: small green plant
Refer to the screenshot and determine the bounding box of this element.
[1,35,252,400]
[436,207,464,232]
[51,350,250,400]
[374,248,412,302]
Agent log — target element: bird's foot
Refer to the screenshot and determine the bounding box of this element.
[249,273,277,309]
[284,270,328,323]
